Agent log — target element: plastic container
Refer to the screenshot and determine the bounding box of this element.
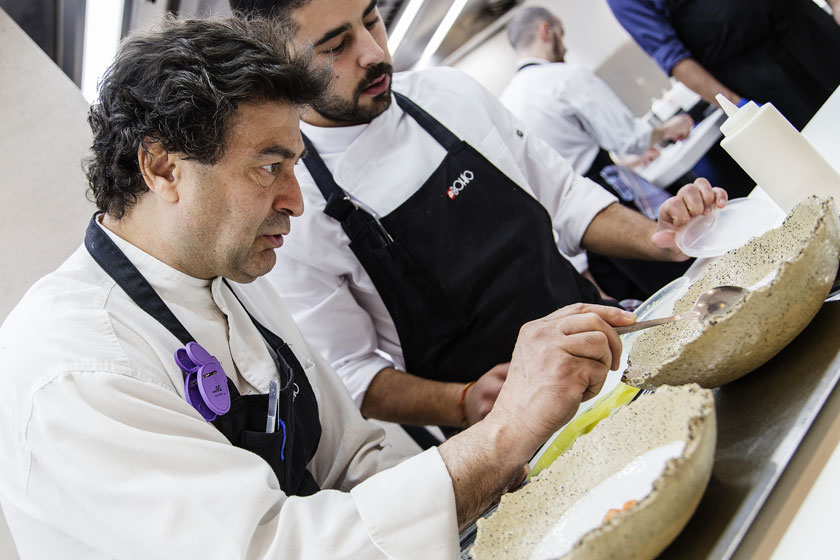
[675,197,783,258]
[716,94,840,212]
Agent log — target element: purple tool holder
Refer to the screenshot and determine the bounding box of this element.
[175,342,231,421]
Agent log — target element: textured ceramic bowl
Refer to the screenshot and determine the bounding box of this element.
[471,384,716,560]
[624,196,840,390]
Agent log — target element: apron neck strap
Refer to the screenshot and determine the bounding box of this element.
[300,133,354,223]
[85,214,299,381]
[393,92,461,152]
[221,278,303,386]
[301,92,464,219]
[222,278,282,349]
[85,214,194,346]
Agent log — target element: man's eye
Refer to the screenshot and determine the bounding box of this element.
[261,163,282,175]
[325,39,346,55]
[364,17,379,29]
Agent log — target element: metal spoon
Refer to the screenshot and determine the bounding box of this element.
[615,285,748,335]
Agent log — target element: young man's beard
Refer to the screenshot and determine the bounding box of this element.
[312,63,393,125]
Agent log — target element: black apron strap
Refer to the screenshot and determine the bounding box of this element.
[85,214,322,495]
[301,133,358,223]
[85,215,194,346]
[302,92,464,223]
[394,92,461,152]
[301,133,396,250]
[222,279,302,387]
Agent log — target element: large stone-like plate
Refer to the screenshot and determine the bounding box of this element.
[471,384,716,560]
[624,196,840,390]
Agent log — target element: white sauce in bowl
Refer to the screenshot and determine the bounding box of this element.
[530,441,686,560]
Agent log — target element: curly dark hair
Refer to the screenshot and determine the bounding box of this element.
[85,15,329,218]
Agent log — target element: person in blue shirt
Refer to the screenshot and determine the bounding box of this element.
[607,0,840,130]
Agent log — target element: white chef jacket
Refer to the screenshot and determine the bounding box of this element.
[268,66,617,407]
[499,58,654,175]
[0,222,459,559]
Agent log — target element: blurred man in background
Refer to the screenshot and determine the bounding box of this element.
[501,6,695,302]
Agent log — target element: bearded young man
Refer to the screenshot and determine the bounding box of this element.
[230,0,727,447]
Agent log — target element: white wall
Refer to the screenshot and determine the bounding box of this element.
[450,0,671,116]
[0,8,95,322]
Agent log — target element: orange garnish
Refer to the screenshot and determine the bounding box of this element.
[603,500,639,523]
[603,508,621,522]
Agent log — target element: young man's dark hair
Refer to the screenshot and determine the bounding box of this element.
[229,0,310,23]
[85,15,328,218]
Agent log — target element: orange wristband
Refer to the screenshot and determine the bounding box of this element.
[458,381,475,429]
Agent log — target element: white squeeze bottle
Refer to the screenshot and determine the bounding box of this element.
[715,93,840,212]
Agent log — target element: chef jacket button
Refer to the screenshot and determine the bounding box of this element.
[516,129,524,137]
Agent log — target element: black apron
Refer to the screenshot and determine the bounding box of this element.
[666,0,840,130]
[301,92,603,392]
[84,215,321,496]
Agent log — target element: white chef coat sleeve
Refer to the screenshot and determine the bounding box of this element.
[465,73,618,256]
[313,353,461,557]
[270,244,393,408]
[305,342,411,487]
[22,369,459,559]
[562,67,654,156]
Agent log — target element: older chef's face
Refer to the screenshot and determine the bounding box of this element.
[290,0,393,126]
[174,101,305,283]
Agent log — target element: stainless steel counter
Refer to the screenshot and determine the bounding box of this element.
[659,301,840,559]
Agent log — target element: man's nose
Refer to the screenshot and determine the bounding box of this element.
[357,27,386,68]
[274,172,305,218]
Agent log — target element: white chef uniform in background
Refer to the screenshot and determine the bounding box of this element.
[500,58,654,176]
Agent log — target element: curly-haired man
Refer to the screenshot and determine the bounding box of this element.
[0,14,642,558]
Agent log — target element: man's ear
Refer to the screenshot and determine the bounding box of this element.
[537,20,552,42]
[138,141,180,203]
